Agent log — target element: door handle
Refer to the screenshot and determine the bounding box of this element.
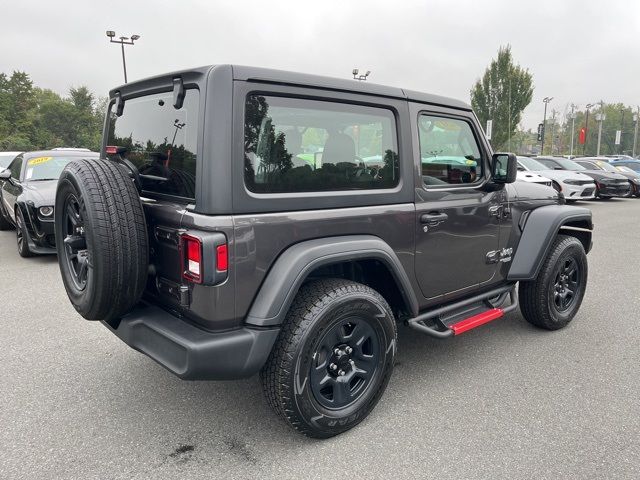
[421,212,448,225]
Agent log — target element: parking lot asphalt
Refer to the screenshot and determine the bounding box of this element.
[1,198,639,480]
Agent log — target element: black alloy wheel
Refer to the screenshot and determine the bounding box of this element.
[16,210,33,257]
[310,318,381,410]
[62,194,89,291]
[519,234,588,330]
[551,257,580,313]
[261,279,397,438]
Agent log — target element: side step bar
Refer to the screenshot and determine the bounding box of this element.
[407,285,519,339]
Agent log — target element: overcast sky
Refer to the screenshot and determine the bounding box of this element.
[2,0,639,130]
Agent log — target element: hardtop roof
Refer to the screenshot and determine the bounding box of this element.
[110,64,472,111]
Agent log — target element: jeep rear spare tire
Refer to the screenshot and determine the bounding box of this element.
[55,158,148,322]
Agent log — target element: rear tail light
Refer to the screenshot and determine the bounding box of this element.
[181,234,202,283]
[105,145,118,155]
[180,232,228,285]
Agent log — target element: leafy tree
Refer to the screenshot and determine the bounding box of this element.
[0,71,105,151]
[471,45,534,151]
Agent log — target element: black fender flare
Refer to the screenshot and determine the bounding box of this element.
[507,205,593,281]
[245,235,419,327]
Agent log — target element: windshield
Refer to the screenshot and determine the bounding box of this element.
[517,157,548,171]
[591,160,617,172]
[616,166,637,174]
[539,157,585,171]
[0,153,19,168]
[24,154,97,181]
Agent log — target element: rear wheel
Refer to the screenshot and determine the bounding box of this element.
[261,279,397,438]
[519,235,587,330]
[55,159,148,322]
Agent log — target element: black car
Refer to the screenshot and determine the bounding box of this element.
[575,157,640,198]
[0,149,99,256]
[536,156,630,199]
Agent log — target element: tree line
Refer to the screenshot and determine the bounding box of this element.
[0,71,105,152]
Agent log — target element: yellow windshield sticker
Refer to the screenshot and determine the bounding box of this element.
[28,156,53,166]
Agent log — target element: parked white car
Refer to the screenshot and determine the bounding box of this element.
[517,156,596,202]
[516,170,552,187]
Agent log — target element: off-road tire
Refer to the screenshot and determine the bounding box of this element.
[519,234,587,330]
[260,279,397,439]
[55,159,148,322]
[16,209,34,258]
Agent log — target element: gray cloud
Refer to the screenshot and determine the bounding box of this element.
[2,0,638,129]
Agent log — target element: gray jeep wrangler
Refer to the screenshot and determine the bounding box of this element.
[54,65,593,438]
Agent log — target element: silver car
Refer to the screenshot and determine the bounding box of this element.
[517,156,596,202]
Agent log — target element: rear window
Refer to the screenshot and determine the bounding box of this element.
[244,95,399,194]
[107,89,199,199]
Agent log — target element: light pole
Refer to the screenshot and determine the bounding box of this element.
[633,107,639,157]
[352,68,371,81]
[106,30,141,83]
[569,104,577,157]
[550,109,557,155]
[541,97,553,155]
[596,101,605,156]
[584,103,594,155]
[171,119,186,146]
[619,108,626,154]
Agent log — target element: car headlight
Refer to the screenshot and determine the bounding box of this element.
[39,206,54,217]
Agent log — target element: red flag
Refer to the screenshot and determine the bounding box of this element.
[579,128,586,145]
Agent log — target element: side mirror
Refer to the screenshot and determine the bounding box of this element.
[0,169,11,180]
[491,153,517,184]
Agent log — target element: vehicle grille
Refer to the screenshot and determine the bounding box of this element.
[581,188,594,196]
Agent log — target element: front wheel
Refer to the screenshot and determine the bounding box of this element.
[16,210,34,258]
[519,235,587,330]
[261,279,397,438]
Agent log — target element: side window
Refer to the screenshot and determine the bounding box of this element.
[107,89,199,199]
[9,157,23,180]
[418,115,483,186]
[244,95,399,194]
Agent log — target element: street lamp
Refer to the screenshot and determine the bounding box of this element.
[584,103,595,155]
[106,30,141,83]
[633,107,639,158]
[596,101,605,156]
[541,97,553,155]
[568,104,577,157]
[352,68,371,81]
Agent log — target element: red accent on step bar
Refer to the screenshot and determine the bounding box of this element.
[450,308,504,335]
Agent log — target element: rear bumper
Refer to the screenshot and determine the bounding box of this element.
[104,303,280,380]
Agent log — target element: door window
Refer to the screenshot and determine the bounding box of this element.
[418,115,483,186]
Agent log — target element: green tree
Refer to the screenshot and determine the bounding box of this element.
[470,45,534,151]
